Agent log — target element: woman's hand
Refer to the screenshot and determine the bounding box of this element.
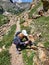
[25,41,29,44]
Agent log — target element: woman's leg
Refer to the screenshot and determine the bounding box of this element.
[16,44,21,54]
[16,44,21,51]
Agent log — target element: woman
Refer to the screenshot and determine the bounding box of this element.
[13,30,30,54]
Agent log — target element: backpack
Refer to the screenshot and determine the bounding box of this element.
[13,31,21,44]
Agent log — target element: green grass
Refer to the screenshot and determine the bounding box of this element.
[20,18,25,24]
[22,50,35,65]
[0,24,16,65]
[21,25,31,34]
[44,42,49,48]
[0,50,11,65]
[0,24,16,48]
[30,16,49,47]
[21,16,49,65]
[0,15,9,26]
[21,24,35,65]
[33,16,49,39]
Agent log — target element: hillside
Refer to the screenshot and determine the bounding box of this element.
[0,0,49,65]
[0,0,31,15]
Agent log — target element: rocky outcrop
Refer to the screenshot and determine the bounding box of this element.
[33,42,49,65]
[32,14,41,19]
[41,0,49,11]
[0,6,4,14]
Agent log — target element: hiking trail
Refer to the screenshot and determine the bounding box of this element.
[9,18,24,65]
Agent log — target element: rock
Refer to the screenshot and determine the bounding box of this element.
[37,43,46,62]
[47,9,49,13]
[39,48,46,61]
[3,11,11,16]
[33,55,40,65]
[41,0,49,11]
[38,10,44,16]
[43,60,49,65]
[37,42,44,47]
[22,22,28,26]
[31,45,38,50]
[0,48,2,52]
[37,33,42,37]
[32,14,41,19]
[28,35,35,42]
[30,3,35,9]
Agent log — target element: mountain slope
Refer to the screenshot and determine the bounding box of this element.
[0,0,31,14]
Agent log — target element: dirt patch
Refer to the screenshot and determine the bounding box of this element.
[33,42,49,65]
[9,44,24,65]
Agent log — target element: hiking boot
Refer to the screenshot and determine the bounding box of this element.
[18,48,21,51]
[17,50,21,54]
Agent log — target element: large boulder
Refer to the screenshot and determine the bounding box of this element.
[41,0,49,11]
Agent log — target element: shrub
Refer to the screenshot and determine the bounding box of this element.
[0,50,11,65]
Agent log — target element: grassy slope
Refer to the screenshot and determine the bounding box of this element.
[21,16,49,65]
[20,22,35,65]
[32,16,49,48]
[20,2,49,65]
[0,24,16,65]
[0,15,9,26]
[0,1,49,65]
[0,50,11,65]
[0,24,16,48]
[20,3,41,64]
[28,1,49,48]
[22,50,35,65]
